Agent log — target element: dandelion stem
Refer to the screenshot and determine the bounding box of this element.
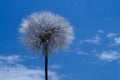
[44,44,48,80]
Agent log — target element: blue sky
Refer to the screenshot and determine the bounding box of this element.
[0,0,120,80]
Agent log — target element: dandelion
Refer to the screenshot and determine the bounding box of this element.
[19,11,74,80]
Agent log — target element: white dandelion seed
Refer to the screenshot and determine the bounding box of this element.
[18,11,74,80]
[19,11,74,54]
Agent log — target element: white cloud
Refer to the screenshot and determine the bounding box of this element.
[98,30,104,34]
[84,35,100,45]
[77,51,88,55]
[0,55,21,64]
[114,37,120,45]
[106,33,118,38]
[0,55,38,64]
[0,64,60,80]
[97,50,120,62]
[77,31,120,63]
[108,37,120,47]
[0,55,20,61]
[49,64,61,69]
[105,33,120,47]
[0,55,61,80]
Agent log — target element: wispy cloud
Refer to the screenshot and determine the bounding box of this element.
[76,31,120,63]
[106,33,118,38]
[49,64,61,69]
[98,30,104,34]
[84,35,100,45]
[97,50,120,62]
[0,64,60,80]
[107,33,120,46]
[114,37,120,45]
[0,55,21,64]
[0,55,61,80]
[0,55,20,61]
[77,50,88,55]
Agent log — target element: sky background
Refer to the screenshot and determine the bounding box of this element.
[0,0,120,80]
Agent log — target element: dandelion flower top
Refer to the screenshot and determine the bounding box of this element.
[19,11,74,54]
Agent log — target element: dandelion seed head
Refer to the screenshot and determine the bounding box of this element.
[19,11,74,54]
